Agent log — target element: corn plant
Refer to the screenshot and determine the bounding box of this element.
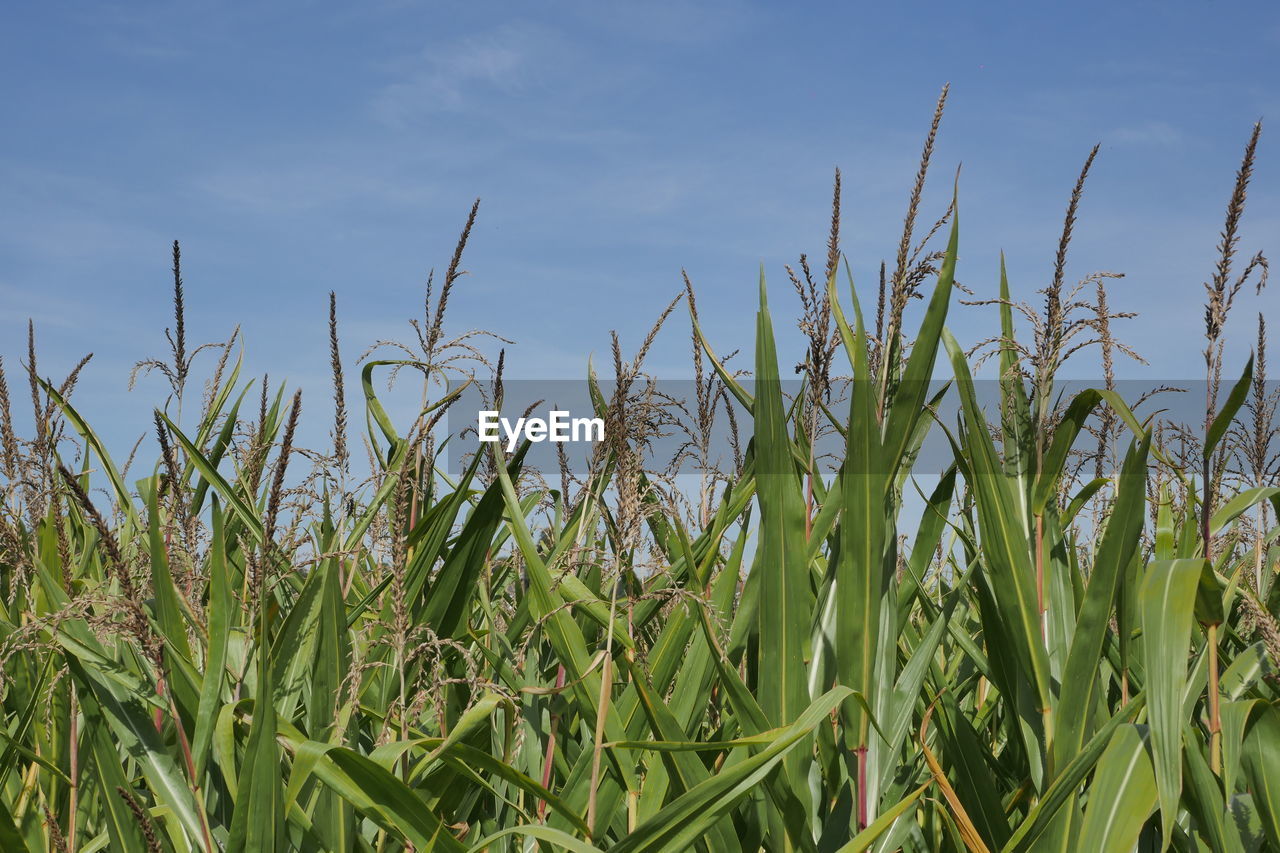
[1,105,1279,853]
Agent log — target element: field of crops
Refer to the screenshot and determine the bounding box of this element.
[1,99,1278,852]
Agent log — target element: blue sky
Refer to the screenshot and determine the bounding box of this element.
[2,0,1278,454]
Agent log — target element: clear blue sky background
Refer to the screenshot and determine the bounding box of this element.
[2,1,1277,454]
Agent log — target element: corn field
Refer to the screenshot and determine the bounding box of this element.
[1,99,1279,852]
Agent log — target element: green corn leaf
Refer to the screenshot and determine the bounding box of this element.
[1006,694,1146,851]
[307,742,467,852]
[1076,725,1157,852]
[1054,434,1150,771]
[1210,486,1280,536]
[192,502,233,779]
[1141,558,1204,847]
[160,410,265,545]
[995,255,1034,482]
[1242,704,1280,849]
[40,379,140,530]
[827,262,888,753]
[751,269,814,813]
[943,328,1053,713]
[466,825,604,853]
[881,189,959,476]
[1182,732,1236,853]
[66,658,207,848]
[834,781,930,852]
[228,596,284,851]
[1204,356,1253,459]
[80,686,151,852]
[610,687,852,853]
[1031,389,1102,514]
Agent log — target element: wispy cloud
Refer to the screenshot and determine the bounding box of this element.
[372,22,561,124]
[563,0,759,45]
[1107,121,1185,148]
[0,164,164,264]
[194,157,438,215]
[0,280,92,330]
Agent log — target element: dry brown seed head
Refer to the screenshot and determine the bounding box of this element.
[329,291,349,474]
[825,167,842,285]
[889,84,949,334]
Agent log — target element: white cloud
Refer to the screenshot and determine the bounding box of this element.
[0,164,165,265]
[1108,121,1184,148]
[564,0,759,45]
[371,22,558,124]
[0,281,90,330]
[194,159,437,215]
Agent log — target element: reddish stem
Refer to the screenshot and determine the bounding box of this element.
[856,745,869,830]
[538,665,568,821]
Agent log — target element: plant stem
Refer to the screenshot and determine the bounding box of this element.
[1209,623,1222,775]
[855,745,869,830]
